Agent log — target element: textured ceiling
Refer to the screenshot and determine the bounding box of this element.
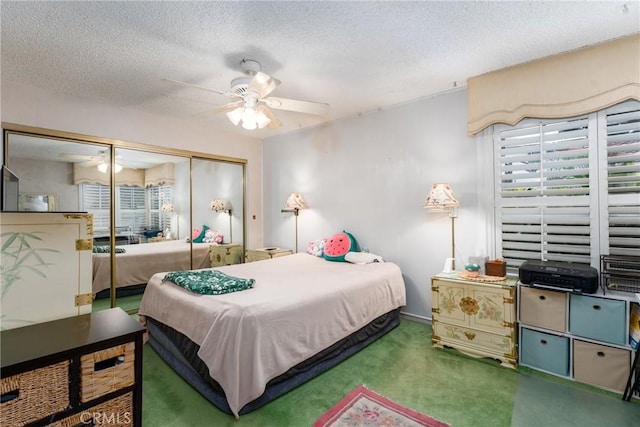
[2,1,639,139]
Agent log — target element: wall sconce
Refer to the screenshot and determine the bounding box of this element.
[210,199,232,244]
[424,183,460,271]
[281,193,308,253]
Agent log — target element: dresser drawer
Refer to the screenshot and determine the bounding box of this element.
[520,327,569,376]
[573,340,630,392]
[210,245,243,267]
[432,321,514,357]
[519,286,567,332]
[569,295,627,345]
[80,342,135,403]
[50,392,134,426]
[0,360,70,426]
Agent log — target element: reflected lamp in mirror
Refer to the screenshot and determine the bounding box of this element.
[424,183,460,271]
[161,202,178,239]
[281,193,308,253]
[210,199,232,243]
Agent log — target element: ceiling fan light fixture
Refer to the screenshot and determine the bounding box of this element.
[226,107,243,126]
[255,110,271,129]
[97,160,123,174]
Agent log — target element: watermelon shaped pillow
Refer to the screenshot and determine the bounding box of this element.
[191,225,209,243]
[323,231,359,262]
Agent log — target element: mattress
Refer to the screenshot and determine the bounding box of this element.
[146,308,401,415]
[138,253,406,417]
[92,240,211,294]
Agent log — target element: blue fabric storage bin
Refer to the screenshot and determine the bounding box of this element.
[569,295,626,345]
[520,327,570,376]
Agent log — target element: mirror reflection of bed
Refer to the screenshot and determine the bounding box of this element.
[92,240,212,312]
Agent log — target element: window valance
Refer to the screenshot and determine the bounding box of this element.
[73,164,145,187]
[73,162,175,187]
[467,34,640,136]
[144,163,175,187]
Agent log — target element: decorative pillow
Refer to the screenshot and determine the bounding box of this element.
[191,225,209,243]
[323,231,359,262]
[203,229,224,244]
[306,238,327,257]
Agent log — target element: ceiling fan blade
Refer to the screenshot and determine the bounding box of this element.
[59,153,96,161]
[162,78,239,98]
[264,97,329,117]
[256,105,282,129]
[77,159,102,168]
[248,72,281,98]
[194,100,243,118]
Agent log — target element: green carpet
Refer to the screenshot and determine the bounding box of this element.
[141,318,640,426]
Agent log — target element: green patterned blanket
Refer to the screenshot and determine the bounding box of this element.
[93,245,126,253]
[163,269,255,295]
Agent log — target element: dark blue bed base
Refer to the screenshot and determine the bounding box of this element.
[147,308,401,415]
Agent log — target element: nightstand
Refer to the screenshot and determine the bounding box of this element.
[210,244,244,267]
[245,247,293,263]
[431,273,518,368]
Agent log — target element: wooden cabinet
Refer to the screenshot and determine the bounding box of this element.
[210,244,244,267]
[0,308,144,426]
[518,284,634,392]
[0,212,93,330]
[245,247,293,263]
[431,274,518,368]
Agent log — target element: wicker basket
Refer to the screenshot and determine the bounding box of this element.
[0,360,70,426]
[50,392,133,427]
[80,342,135,403]
[601,255,640,293]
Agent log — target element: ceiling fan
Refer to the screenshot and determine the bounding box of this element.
[59,151,135,173]
[164,59,330,130]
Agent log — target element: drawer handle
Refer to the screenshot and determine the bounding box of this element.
[216,254,222,262]
[593,305,601,311]
[464,332,476,340]
[0,390,19,403]
[540,339,547,345]
[597,351,605,358]
[539,295,546,301]
[94,355,125,372]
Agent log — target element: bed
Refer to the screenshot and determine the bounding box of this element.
[92,240,211,296]
[138,252,406,418]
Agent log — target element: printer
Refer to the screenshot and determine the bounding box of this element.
[519,260,599,294]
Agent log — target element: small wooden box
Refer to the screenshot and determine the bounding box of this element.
[486,259,506,277]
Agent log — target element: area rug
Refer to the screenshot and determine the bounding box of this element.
[313,385,451,427]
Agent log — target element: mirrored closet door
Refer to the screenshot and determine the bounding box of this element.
[3,127,246,315]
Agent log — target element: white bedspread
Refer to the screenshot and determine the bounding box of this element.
[138,253,406,417]
[92,240,211,294]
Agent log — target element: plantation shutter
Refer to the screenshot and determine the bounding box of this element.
[80,183,110,234]
[148,184,173,231]
[118,186,147,234]
[495,115,593,274]
[602,101,640,257]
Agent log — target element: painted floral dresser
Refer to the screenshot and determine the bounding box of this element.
[431,273,517,368]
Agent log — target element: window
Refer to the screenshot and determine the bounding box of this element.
[80,183,174,238]
[493,100,639,274]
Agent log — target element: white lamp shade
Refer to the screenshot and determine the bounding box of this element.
[282,193,308,211]
[424,183,460,210]
[210,199,227,212]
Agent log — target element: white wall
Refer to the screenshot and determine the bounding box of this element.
[263,89,489,320]
[1,81,264,249]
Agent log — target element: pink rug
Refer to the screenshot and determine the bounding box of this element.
[313,385,451,427]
